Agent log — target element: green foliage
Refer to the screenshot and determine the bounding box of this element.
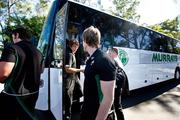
[112,0,140,23]
[75,0,140,23]
[0,0,49,46]
[0,0,6,8]
[149,16,180,40]
[15,16,46,41]
[149,18,180,54]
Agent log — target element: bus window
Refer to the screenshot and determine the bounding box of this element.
[137,29,151,50]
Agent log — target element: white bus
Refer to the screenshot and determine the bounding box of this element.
[35,0,180,119]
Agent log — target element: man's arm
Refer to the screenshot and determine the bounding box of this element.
[65,53,84,74]
[95,80,115,120]
[65,65,84,74]
[0,62,15,83]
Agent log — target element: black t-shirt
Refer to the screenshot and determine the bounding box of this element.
[0,41,43,94]
[81,49,116,120]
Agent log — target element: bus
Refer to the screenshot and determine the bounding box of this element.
[35,0,180,119]
[0,46,3,91]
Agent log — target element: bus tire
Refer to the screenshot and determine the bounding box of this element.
[174,67,180,80]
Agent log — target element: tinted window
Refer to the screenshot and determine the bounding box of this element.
[67,1,180,54]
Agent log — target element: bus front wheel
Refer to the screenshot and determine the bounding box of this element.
[174,67,180,80]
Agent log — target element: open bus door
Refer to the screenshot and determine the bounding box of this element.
[35,0,66,120]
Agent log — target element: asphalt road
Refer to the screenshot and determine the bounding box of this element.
[122,79,180,120]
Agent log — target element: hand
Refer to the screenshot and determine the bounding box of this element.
[80,68,84,73]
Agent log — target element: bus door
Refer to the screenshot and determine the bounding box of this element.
[0,47,3,91]
[35,1,68,120]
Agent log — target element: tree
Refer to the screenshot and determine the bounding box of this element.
[73,0,140,23]
[112,0,140,23]
[149,16,180,40]
[0,0,50,45]
[149,16,180,54]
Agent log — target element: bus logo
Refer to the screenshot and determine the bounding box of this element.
[118,49,129,66]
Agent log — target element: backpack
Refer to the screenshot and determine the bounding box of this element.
[114,61,126,92]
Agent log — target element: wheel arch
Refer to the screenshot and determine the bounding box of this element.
[174,66,180,80]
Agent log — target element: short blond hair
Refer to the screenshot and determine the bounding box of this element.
[82,26,101,48]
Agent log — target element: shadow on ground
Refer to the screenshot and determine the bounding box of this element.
[122,79,180,109]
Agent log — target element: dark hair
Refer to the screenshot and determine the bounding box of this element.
[109,47,118,54]
[68,39,79,47]
[12,26,31,41]
[82,26,101,48]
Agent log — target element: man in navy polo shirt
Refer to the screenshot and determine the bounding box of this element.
[80,26,116,120]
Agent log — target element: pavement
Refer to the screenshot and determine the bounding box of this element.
[123,81,180,120]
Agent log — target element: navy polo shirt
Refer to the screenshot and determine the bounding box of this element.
[81,49,116,120]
